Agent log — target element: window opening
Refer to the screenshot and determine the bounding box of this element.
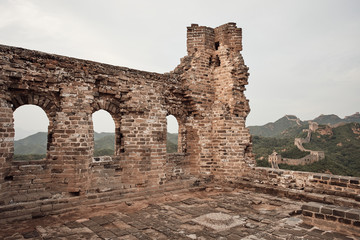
[166,115,179,153]
[215,55,221,67]
[13,105,49,161]
[92,110,115,156]
[215,41,220,50]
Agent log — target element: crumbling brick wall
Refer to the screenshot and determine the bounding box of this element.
[0,23,253,221]
[173,23,253,178]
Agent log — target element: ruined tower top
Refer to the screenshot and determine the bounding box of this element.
[186,22,242,55]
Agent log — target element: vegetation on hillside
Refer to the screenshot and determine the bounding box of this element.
[14,131,180,160]
[252,122,360,177]
[300,123,360,176]
[252,136,307,167]
[248,116,302,137]
[167,133,178,153]
[14,132,47,155]
[13,154,46,161]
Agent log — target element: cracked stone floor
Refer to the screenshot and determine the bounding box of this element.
[1,187,359,240]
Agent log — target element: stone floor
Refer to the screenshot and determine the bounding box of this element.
[1,187,359,240]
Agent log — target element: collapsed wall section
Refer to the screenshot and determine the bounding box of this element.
[0,22,254,222]
[174,23,254,179]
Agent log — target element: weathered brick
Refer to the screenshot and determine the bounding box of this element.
[338,218,352,225]
[302,202,322,213]
[302,211,313,217]
[333,208,348,218]
[345,210,360,220]
[320,205,335,215]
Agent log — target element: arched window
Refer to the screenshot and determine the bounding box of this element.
[13,105,49,161]
[92,110,115,156]
[166,115,179,153]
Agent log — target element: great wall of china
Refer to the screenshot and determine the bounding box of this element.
[269,121,325,168]
[0,23,359,238]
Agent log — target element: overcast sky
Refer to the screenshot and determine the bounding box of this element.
[1,0,359,138]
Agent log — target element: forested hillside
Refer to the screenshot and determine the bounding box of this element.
[253,122,360,177]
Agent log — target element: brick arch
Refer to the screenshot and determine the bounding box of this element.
[10,91,60,118]
[9,93,57,161]
[91,98,123,157]
[92,98,121,116]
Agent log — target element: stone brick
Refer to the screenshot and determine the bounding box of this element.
[333,207,348,218]
[345,210,360,220]
[314,213,325,219]
[338,218,352,225]
[325,215,338,222]
[302,202,322,213]
[302,211,313,217]
[320,205,335,215]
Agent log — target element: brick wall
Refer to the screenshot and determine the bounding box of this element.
[243,167,360,200]
[0,23,254,222]
[302,202,360,233]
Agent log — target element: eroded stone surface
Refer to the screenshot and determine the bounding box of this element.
[1,188,358,239]
[193,212,245,231]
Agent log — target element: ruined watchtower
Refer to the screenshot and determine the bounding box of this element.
[175,23,253,177]
[0,23,253,221]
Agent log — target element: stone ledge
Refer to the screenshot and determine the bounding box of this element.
[234,179,360,209]
[302,202,360,228]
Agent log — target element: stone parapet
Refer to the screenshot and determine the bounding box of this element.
[246,167,360,197]
[302,202,360,233]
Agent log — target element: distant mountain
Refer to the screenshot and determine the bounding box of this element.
[249,113,360,137]
[14,132,47,155]
[94,132,115,141]
[167,133,178,153]
[14,131,179,157]
[313,114,344,125]
[94,134,115,150]
[94,134,115,156]
[248,115,302,137]
[344,112,360,123]
[309,113,360,125]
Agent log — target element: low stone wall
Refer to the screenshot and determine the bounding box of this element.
[302,202,360,233]
[302,202,360,224]
[0,177,198,223]
[166,153,189,180]
[243,167,360,200]
[1,160,52,205]
[0,154,193,223]
[281,154,319,166]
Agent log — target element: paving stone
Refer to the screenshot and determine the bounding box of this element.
[87,224,106,233]
[97,230,117,239]
[1,190,359,239]
[81,219,98,227]
[65,221,83,229]
[111,229,129,237]
[22,230,39,239]
[90,216,110,225]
